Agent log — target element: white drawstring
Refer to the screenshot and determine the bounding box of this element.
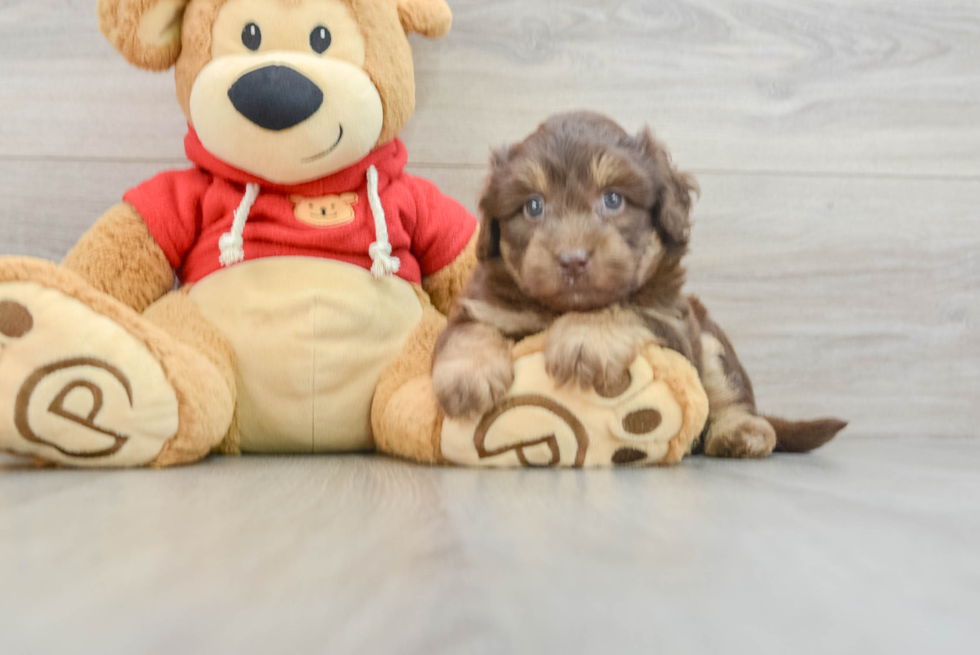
[217,169,398,279]
[219,182,260,267]
[366,165,400,278]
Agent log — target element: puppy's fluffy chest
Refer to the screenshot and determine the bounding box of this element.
[458,295,688,346]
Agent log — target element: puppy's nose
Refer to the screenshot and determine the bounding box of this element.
[558,249,591,276]
[228,66,324,131]
[0,300,33,338]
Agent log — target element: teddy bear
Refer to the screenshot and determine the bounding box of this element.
[0,0,711,468]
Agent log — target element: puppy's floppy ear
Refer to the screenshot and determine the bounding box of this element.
[476,218,501,261]
[476,146,512,261]
[98,0,188,71]
[636,128,700,247]
[398,0,453,39]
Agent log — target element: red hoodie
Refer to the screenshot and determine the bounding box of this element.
[124,129,477,285]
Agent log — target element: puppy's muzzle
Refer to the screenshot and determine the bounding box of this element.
[558,249,592,278]
[228,66,324,131]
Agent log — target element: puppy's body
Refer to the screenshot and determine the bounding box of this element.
[434,112,845,458]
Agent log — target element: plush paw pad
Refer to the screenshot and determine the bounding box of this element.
[440,343,706,468]
[0,282,179,467]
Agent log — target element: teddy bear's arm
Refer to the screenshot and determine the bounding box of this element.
[61,202,175,313]
[421,229,478,316]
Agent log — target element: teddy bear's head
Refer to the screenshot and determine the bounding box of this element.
[98,0,451,184]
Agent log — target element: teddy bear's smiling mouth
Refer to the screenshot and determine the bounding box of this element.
[301,125,344,164]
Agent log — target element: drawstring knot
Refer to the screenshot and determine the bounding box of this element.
[219,182,260,267]
[366,165,400,278]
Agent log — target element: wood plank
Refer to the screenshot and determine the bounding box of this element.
[0,159,170,261]
[1,442,980,653]
[1,0,978,175]
[2,159,977,438]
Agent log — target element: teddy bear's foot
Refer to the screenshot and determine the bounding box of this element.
[0,258,233,468]
[440,336,709,468]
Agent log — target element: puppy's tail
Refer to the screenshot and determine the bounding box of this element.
[764,416,848,453]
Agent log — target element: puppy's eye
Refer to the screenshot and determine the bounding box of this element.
[310,26,332,54]
[603,191,624,212]
[524,196,545,219]
[242,23,262,51]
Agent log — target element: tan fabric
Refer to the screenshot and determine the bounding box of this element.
[371,286,447,463]
[440,341,708,468]
[141,289,241,459]
[138,0,187,47]
[189,0,385,184]
[61,202,175,314]
[189,257,423,453]
[0,258,235,468]
[98,0,187,71]
[396,0,451,38]
[172,0,446,144]
[101,0,453,144]
[190,50,384,185]
[343,0,424,146]
[422,228,478,316]
[0,281,179,467]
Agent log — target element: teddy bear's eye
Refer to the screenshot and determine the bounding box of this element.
[310,26,332,54]
[242,23,262,51]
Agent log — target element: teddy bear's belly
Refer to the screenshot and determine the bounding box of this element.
[188,257,423,453]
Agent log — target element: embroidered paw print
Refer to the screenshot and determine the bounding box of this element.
[290,193,358,228]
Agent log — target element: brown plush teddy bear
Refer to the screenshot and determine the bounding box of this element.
[0,0,710,468]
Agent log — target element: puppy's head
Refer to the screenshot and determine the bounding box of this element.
[478,112,698,313]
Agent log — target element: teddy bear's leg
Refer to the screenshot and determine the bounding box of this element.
[437,337,709,469]
[371,290,448,464]
[139,289,240,462]
[0,258,234,468]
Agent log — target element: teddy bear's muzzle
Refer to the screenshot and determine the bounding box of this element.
[227,65,324,131]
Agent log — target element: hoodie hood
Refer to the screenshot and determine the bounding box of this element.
[184,126,409,197]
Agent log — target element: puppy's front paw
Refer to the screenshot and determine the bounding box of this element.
[544,311,649,396]
[433,353,514,419]
[433,323,515,419]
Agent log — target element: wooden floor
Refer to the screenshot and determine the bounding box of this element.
[1,1,979,652]
[3,440,980,654]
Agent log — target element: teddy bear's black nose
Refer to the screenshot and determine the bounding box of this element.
[228,66,324,131]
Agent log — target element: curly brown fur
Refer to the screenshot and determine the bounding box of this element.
[433,111,846,456]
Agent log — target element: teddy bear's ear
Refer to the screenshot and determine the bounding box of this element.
[397,0,453,39]
[98,0,188,71]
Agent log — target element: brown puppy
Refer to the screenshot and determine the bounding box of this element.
[433,111,846,458]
